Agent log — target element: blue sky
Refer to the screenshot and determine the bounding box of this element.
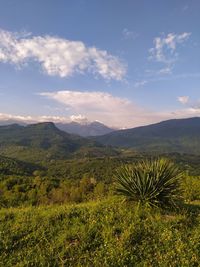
[0,0,199,128]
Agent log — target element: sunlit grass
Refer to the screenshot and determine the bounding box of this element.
[0,196,200,266]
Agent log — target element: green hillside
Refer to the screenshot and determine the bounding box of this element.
[1,197,200,266]
[1,120,200,266]
[0,122,116,163]
[0,155,42,175]
[93,117,200,154]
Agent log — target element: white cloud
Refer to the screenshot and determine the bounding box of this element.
[171,107,200,117]
[0,113,33,122]
[1,104,200,129]
[69,114,89,124]
[0,113,71,123]
[40,90,166,127]
[39,90,200,128]
[177,96,189,104]
[39,90,137,127]
[149,32,191,63]
[149,32,191,74]
[0,29,126,80]
[122,28,138,40]
[134,80,147,88]
[157,67,172,75]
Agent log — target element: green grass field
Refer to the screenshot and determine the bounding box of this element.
[1,197,200,267]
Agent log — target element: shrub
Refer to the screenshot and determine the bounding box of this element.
[115,158,182,207]
[181,175,200,201]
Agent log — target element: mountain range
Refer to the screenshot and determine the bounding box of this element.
[0,120,115,137]
[0,122,117,163]
[93,117,200,154]
[1,117,200,163]
[56,121,115,136]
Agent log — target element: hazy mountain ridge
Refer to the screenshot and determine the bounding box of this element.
[1,118,200,161]
[0,122,117,162]
[0,120,115,137]
[56,121,115,136]
[92,117,200,154]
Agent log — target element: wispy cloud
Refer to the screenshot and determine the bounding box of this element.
[149,32,191,74]
[122,28,138,40]
[149,32,191,64]
[182,5,189,12]
[135,71,200,88]
[134,80,147,88]
[0,29,126,80]
[0,112,72,123]
[69,114,89,124]
[177,96,189,104]
[157,67,172,75]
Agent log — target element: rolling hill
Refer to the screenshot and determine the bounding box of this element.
[0,122,117,163]
[0,120,115,137]
[92,117,200,154]
[0,155,42,175]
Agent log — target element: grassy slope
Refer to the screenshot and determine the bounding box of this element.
[1,197,200,267]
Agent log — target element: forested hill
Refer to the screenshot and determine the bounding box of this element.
[0,122,117,162]
[0,120,115,137]
[92,117,200,154]
[0,155,42,175]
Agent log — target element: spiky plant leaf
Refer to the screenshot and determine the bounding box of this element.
[115,158,182,207]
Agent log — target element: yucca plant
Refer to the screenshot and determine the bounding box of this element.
[115,158,182,207]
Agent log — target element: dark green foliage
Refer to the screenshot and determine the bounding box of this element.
[0,155,42,175]
[115,158,182,207]
[165,152,200,175]
[1,153,200,208]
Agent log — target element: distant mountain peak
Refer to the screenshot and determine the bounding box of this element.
[0,121,117,162]
[56,121,115,137]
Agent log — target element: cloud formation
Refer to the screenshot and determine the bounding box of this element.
[178,96,189,104]
[149,32,191,73]
[134,80,147,88]
[0,29,126,80]
[0,113,71,123]
[122,28,138,40]
[39,90,139,127]
[38,90,200,128]
[1,100,200,129]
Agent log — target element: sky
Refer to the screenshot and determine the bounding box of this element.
[0,0,199,128]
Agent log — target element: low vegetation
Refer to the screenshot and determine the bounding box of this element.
[116,158,182,207]
[1,151,200,266]
[1,197,200,266]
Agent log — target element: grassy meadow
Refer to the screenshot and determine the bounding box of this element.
[1,155,200,266]
[1,196,200,266]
